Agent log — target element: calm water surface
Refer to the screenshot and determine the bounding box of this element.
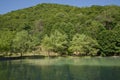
[0,57,120,80]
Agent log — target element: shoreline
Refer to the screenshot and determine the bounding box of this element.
[0,54,120,61]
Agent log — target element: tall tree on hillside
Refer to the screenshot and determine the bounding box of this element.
[96,7,119,30]
[52,22,75,41]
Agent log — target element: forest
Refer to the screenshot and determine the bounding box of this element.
[0,3,120,57]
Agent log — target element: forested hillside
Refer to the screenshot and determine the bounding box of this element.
[0,3,120,56]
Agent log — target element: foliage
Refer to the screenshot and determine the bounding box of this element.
[0,30,15,53]
[98,30,120,56]
[41,30,67,54]
[0,3,120,56]
[69,34,99,56]
[12,30,32,56]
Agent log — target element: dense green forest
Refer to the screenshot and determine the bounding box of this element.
[0,3,120,57]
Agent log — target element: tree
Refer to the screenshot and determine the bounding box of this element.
[34,19,44,33]
[0,30,14,55]
[79,20,105,39]
[12,30,30,57]
[29,35,41,51]
[52,22,75,41]
[69,34,99,56]
[41,30,68,55]
[98,30,120,56]
[96,6,119,30]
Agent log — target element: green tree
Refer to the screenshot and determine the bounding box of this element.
[69,34,99,56]
[41,30,68,55]
[79,20,105,39]
[98,30,120,56]
[12,30,30,57]
[96,6,119,30]
[28,34,41,52]
[52,22,75,41]
[0,30,14,55]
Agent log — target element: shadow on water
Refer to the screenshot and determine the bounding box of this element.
[0,57,120,80]
[0,55,63,61]
[0,55,47,61]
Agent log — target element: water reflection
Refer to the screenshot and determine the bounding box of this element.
[0,57,120,80]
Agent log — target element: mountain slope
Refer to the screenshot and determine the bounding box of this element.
[0,3,120,56]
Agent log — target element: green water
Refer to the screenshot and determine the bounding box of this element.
[0,57,120,80]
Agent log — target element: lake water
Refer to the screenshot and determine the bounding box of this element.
[0,57,120,80]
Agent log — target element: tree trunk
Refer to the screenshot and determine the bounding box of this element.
[20,52,23,57]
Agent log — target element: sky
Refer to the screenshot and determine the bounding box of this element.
[0,0,120,14]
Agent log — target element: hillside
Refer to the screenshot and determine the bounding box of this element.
[0,3,120,56]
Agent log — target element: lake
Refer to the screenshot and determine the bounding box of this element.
[0,57,120,80]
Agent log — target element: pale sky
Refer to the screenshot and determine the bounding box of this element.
[0,0,120,14]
